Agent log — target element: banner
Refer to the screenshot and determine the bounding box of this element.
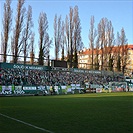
[37,86,48,95]
[66,85,71,93]
[0,62,49,71]
[14,86,25,94]
[61,86,67,94]
[54,86,59,94]
[23,86,36,90]
[128,83,133,92]
[96,88,102,93]
[0,86,13,94]
[73,68,101,74]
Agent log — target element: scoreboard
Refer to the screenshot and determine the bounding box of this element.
[51,60,67,68]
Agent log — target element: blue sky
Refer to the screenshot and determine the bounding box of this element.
[0,0,133,59]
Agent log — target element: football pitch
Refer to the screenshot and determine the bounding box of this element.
[0,92,133,133]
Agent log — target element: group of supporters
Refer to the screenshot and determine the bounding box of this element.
[0,67,125,87]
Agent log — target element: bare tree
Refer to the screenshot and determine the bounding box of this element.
[106,20,114,71]
[38,12,47,65]
[54,14,57,60]
[97,20,103,70]
[88,16,97,69]
[115,32,121,71]
[98,18,108,70]
[54,14,62,60]
[69,7,74,67]
[12,0,26,63]
[61,21,65,61]
[97,18,115,71]
[65,6,83,68]
[43,33,52,65]
[38,12,52,65]
[65,15,70,61]
[1,0,12,62]
[94,36,100,70]
[11,29,15,60]
[23,5,33,64]
[73,6,83,68]
[120,28,128,74]
[30,33,35,65]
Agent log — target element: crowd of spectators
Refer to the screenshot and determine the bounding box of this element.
[0,68,125,86]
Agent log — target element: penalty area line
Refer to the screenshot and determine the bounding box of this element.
[0,113,54,133]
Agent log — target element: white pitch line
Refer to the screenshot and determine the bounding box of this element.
[0,113,54,133]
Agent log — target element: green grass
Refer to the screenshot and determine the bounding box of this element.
[0,92,133,133]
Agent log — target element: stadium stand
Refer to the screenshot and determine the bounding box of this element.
[0,66,125,86]
[1,62,130,96]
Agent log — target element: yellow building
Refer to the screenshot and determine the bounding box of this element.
[126,45,133,74]
[78,45,133,75]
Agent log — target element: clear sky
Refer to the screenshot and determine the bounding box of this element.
[0,0,133,59]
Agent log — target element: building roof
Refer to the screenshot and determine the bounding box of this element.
[78,44,133,55]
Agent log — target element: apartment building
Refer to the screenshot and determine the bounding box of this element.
[78,45,133,75]
[126,45,133,72]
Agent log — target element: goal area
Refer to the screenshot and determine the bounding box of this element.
[109,82,128,92]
